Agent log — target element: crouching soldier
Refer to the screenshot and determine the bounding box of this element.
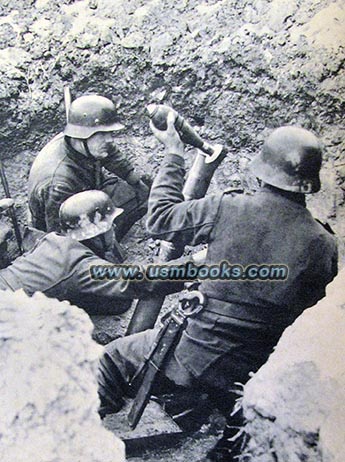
[0,190,181,315]
[97,115,337,461]
[28,94,150,241]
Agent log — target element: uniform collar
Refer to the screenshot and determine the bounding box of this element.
[260,184,306,207]
[64,137,95,170]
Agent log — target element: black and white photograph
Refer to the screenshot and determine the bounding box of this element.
[0,1,344,461]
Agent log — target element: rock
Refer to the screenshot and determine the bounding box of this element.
[121,31,145,49]
[290,2,345,52]
[0,23,17,48]
[0,290,125,462]
[150,31,175,64]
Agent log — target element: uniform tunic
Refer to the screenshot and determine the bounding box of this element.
[146,154,338,379]
[28,133,147,239]
[0,232,180,315]
[98,153,337,414]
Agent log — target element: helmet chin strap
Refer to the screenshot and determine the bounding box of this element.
[67,137,95,160]
[83,139,94,159]
[82,139,102,188]
[100,233,109,257]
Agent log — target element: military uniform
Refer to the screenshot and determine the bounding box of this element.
[0,231,180,315]
[98,153,337,417]
[28,133,148,240]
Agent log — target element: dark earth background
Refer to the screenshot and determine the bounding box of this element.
[0,0,344,460]
[1,0,344,255]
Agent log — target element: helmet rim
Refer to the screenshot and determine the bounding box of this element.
[249,126,322,194]
[64,207,123,241]
[64,94,125,139]
[64,121,125,139]
[249,155,321,193]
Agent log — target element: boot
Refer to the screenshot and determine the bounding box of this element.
[97,351,129,418]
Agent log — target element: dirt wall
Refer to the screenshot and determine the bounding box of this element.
[241,268,345,462]
[0,3,344,461]
[0,290,125,462]
[0,0,344,256]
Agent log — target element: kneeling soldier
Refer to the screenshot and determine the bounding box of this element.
[28,94,150,241]
[97,114,337,461]
[0,190,179,315]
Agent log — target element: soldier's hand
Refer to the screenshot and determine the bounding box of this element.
[104,144,135,180]
[150,111,184,157]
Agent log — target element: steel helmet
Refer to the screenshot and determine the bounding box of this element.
[59,190,123,241]
[249,126,322,194]
[64,95,125,139]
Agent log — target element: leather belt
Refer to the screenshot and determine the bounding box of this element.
[204,295,292,326]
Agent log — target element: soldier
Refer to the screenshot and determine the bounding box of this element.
[97,114,337,461]
[28,94,150,241]
[0,190,181,315]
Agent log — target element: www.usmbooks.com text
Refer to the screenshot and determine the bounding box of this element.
[90,261,288,281]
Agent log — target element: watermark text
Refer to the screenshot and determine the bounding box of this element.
[90,261,289,281]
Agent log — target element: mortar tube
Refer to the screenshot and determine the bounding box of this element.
[183,147,227,201]
[125,147,226,336]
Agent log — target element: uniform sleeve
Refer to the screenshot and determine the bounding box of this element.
[69,255,184,314]
[102,147,135,181]
[146,154,222,247]
[298,235,338,310]
[45,182,75,232]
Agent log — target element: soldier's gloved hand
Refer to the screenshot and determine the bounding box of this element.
[150,111,184,157]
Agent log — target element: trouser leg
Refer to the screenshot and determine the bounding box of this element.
[194,385,247,461]
[98,329,158,416]
[199,346,277,462]
[97,327,197,418]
